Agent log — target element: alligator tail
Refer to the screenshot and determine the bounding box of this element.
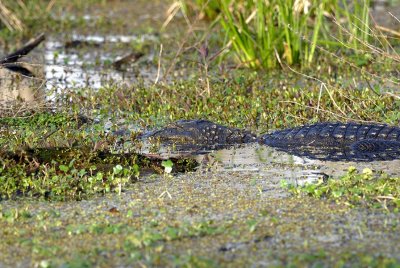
[350,139,400,160]
[260,122,400,161]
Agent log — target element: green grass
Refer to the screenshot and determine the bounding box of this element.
[186,0,374,69]
[0,0,126,43]
[334,0,371,51]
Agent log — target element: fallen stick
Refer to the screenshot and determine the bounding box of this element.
[0,33,45,65]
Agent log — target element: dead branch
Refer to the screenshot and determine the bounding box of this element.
[0,33,45,65]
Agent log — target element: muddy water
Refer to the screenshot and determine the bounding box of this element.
[0,0,171,104]
[191,144,400,197]
[208,144,400,176]
[138,141,400,191]
[0,32,161,114]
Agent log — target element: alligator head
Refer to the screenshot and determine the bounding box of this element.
[138,119,257,159]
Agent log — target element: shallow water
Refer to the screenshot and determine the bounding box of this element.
[195,144,400,196]
[208,144,400,176]
[135,141,400,199]
[44,33,160,92]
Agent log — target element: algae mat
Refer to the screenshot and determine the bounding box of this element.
[1,166,399,267]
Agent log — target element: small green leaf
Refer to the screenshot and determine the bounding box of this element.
[113,165,123,175]
[59,165,69,173]
[161,160,173,174]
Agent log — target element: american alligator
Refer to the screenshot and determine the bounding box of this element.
[133,120,400,162]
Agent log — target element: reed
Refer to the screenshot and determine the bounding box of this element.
[187,0,373,69]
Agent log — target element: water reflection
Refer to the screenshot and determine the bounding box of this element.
[0,65,45,114]
[44,33,159,91]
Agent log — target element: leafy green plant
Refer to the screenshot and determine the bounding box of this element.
[161,159,174,174]
[285,167,400,211]
[0,155,140,200]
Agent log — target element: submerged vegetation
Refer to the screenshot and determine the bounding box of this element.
[0,113,138,200]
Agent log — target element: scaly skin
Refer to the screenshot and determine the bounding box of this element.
[260,122,400,161]
[138,119,257,158]
[120,120,400,161]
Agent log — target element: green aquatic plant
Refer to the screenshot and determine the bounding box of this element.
[1,71,400,200]
[0,107,176,199]
[285,167,400,211]
[161,159,174,174]
[0,150,140,200]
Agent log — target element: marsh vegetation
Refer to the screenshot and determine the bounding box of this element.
[0,0,399,267]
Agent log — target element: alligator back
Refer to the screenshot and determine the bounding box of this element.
[260,122,400,161]
[139,120,257,158]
